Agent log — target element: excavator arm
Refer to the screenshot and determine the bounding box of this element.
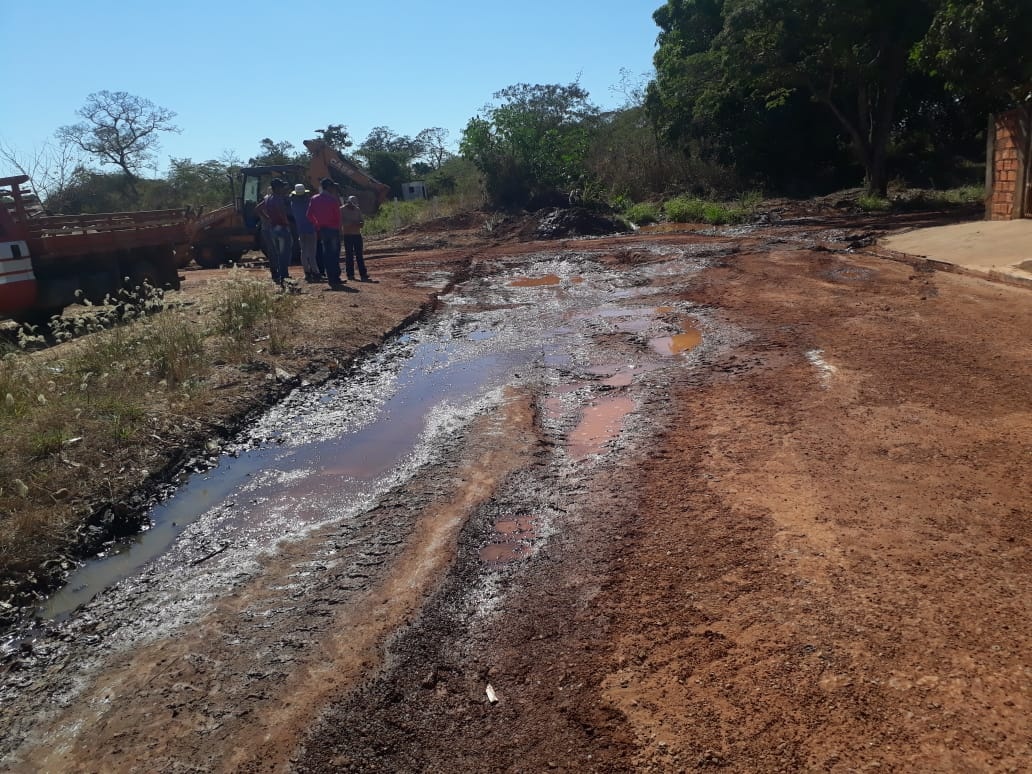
[303,139,391,213]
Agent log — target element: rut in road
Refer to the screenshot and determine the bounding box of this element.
[1,239,738,771]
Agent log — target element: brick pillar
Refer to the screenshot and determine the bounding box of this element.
[988,109,1030,221]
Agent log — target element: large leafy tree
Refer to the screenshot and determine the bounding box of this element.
[726,0,937,196]
[312,123,352,150]
[650,0,949,196]
[166,158,239,210]
[247,138,305,167]
[56,90,179,200]
[460,82,597,207]
[920,0,1032,108]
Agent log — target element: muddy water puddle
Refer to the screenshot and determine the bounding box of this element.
[480,516,538,565]
[650,325,703,356]
[35,247,715,627]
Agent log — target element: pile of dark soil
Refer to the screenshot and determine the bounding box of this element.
[528,207,630,240]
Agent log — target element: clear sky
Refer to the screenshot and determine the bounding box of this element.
[0,0,661,175]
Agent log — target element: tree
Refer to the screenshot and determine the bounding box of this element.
[460,82,598,208]
[355,128,425,195]
[313,123,352,150]
[55,90,179,200]
[415,127,452,170]
[0,139,83,208]
[166,158,238,210]
[248,138,304,167]
[727,0,939,196]
[649,0,950,196]
[920,0,1032,109]
[360,151,409,197]
[359,126,418,157]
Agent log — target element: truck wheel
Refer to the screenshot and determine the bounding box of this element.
[174,244,193,269]
[194,244,225,269]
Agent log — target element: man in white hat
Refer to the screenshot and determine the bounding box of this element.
[340,195,370,281]
[289,183,320,282]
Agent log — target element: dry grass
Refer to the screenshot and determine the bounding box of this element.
[0,273,299,592]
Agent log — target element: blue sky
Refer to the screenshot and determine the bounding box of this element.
[1,0,661,175]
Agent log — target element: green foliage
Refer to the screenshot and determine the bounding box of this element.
[165,158,237,210]
[364,199,429,235]
[313,123,352,150]
[663,195,747,225]
[460,82,598,208]
[664,196,707,223]
[624,202,661,225]
[360,151,409,198]
[648,0,948,196]
[858,195,892,213]
[919,0,1032,108]
[248,138,306,167]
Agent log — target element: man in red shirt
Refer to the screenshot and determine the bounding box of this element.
[306,178,344,287]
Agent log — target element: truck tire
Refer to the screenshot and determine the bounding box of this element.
[194,244,226,269]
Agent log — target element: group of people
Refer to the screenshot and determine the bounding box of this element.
[254,177,370,289]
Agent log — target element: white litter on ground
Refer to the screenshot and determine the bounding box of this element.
[805,349,837,387]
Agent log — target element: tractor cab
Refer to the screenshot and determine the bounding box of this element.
[238,164,307,229]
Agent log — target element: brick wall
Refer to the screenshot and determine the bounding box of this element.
[988,109,1029,220]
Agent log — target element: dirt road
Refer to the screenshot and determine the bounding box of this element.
[2,213,1031,772]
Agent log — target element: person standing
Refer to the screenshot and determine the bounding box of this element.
[289,183,320,282]
[340,195,370,282]
[254,178,293,285]
[306,178,344,287]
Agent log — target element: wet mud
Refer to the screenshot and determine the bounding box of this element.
[2,213,1031,772]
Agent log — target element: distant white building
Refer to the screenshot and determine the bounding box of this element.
[401,181,428,201]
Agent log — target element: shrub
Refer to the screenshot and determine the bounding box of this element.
[858,195,892,212]
[211,270,298,358]
[664,197,707,222]
[365,200,428,235]
[624,202,661,225]
[140,311,207,385]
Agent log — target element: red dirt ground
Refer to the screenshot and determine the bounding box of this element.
[3,210,1031,773]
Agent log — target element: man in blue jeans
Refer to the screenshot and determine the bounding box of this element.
[254,178,293,285]
[306,178,344,287]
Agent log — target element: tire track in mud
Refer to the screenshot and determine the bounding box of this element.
[12,391,542,773]
[3,231,808,771]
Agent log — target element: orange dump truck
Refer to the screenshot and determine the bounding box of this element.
[0,175,187,323]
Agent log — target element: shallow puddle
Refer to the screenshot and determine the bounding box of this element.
[510,274,562,287]
[480,516,537,565]
[568,395,636,460]
[479,542,533,563]
[650,324,702,356]
[42,339,540,619]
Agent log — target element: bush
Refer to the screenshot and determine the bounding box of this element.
[364,200,429,235]
[624,202,661,225]
[664,196,749,225]
[858,195,892,213]
[140,311,207,385]
[664,197,708,222]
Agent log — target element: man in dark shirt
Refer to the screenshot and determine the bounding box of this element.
[254,178,293,285]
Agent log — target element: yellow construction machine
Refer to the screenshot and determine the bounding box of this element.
[186,140,391,268]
